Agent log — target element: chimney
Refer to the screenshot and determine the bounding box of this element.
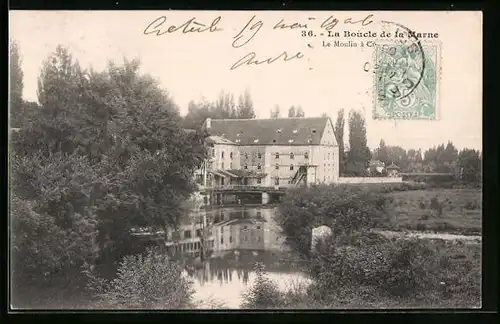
[205,117,212,130]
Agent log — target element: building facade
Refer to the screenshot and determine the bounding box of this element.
[199,117,340,190]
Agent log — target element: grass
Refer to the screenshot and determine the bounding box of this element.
[382,188,482,235]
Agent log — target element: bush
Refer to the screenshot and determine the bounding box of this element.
[307,233,480,307]
[277,185,388,258]
[429,197,443,217]
[464,200,480,210]
[240,263,284,309]
[84,247,194,309]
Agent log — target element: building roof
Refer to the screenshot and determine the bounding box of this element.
[206,135,236,145]
[205,117,332,146]
[386,163,400,170]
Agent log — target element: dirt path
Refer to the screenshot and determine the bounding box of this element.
[376,230,481,243]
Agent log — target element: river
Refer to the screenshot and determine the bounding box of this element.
[165,205,481,309]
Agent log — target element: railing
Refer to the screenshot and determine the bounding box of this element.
[210,185,287,192]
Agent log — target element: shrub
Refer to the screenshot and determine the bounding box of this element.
[84,247,194,309]
[240,263,284,309]
[307,233,480,307]
[464,200,480,210]
[277,185,388,258]
[429,197,443,217]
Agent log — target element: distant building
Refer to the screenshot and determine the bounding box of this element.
[199,117,340,190]
[367,160,386,176]
[386,162,400,177]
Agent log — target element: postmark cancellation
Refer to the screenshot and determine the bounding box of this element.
[372,39,441,120]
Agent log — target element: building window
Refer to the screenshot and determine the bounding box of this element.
[257,163,261,170]
[257,225,261,229]
[221,237,224,244]
[229,236,233,243]
[257,153,262,159]
[245,235,248,242]
[245,153,249,159]
[328,153,330,160]
[275,153,279,159]
[196,229,201,237]
[257,236,261,242]
[274,177,280,185]
[230,163,233,169]
[221,162,224,169]
[257,211,261,218]
[211,148,215,157]
[184,230,191,239]
[221,151,225,159]
[230,152,233,159]
[290,152,294,159]
[244,164,248,169]
[221,226,224,233]
[257,178,262,184]
[275,164,279,170]
[304,152,309,159]
[290,165,294,171]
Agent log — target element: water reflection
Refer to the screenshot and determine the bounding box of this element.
[184,250,310,309]
[166,206,309,309]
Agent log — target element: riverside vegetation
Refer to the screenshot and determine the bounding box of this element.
[240,183,481,309]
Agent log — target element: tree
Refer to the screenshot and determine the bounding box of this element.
[10,40,25,128]
[407,148,424,172]
[270,105,281,118]
[373,139,390,165]
[183,90,255,129]
[295,106,305,117]
[321,112,328,117]
[10,151,100,297]
[237,89,256,118]
[11,46,207,292]
[183,99,215,130]
[333,109,346,175]
[386,146,408,170]
[30,45,89,156]
[288,106,296,117]
[346,110,371,175]
[91,58,207,263]
[442,141,459,172]
[457,148,481,185]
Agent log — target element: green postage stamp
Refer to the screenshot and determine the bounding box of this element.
[373,41,441,120]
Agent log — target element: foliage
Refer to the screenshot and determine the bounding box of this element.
[10,152,99,288]
[9,39,25,128]
[84,248,194,309]
[240,263,284,309]
[183,89,256,129]
[287,105,305,117]
[346,110,371,176]
[457,148,481,185]
[423,142,459,173]
[276,185,388,258]
[333,109,346,175]
[270,105,281,118]
[11,45,207,293]
[308,234,481,307]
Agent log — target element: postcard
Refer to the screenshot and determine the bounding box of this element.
[9,10,482,310]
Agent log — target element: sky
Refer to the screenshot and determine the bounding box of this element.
[9,11,482,151]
